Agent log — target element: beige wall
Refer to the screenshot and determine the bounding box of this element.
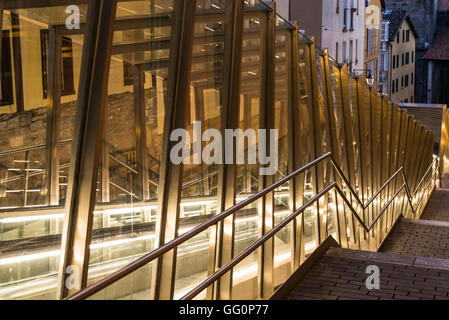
[0,12,152,115]
[389,20,416,104]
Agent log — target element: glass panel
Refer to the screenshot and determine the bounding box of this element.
[173,0,225,298]
[85,0,174,299]
[273,14,291,287]
[0,2,88,299]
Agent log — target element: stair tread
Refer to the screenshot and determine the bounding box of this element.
[288,247,449,300]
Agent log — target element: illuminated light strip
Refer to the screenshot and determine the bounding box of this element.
[0,234,157,265]
[90,234,155,249]
[0,250,60,266]
[0,213,65,224]
[180,200,216,207]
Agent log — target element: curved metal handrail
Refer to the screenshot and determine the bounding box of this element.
[67,152,438,300]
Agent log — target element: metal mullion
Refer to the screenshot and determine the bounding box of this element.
[379,97,389,234]
[355,79,370,249]
[408,125,424,193]
[388,106,401,228]
[0,9,3,95]
[369,89,381,246]
[153,0,196,300]
[257,3,275,300]
[46,27,63,206]
[215,0,244,300]
[402,117,416,218]
[58,0,118,299]
[340,64,359,249]
[101,142,110,203]
[289,26,306,267]
[308,40,327,246]
[300,40,319,254]
[411,130,428,193]
[133,65,150,201]
[384,101,394,231]
[10,11,24,113]
[323,52,343,246]
[397,111,409,218]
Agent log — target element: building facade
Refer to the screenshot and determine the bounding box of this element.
[384,0,439,102]
[383,9,418,104]
[423,1,449,106]
[365,0,386,84]
[290,0,365,73]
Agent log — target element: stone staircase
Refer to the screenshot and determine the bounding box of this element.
[274,188,449,300]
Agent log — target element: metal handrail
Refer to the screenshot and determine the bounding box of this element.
[67,152,438,300]
[179,160,437,300]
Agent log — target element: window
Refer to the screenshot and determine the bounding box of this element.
[402,53,404,66]
[336,42,339,62]
[392,55,395,69]
[123,62,134,86]
[381,21,389,42]
[397,33,400,43]
[405,74,409,87]
[412,51,414,63]
[396,79,399,92]
[406,30,410,42]
[343,0,348,30]
[343,41,347,62]
[411,72,414,84]
[411,96,414,102]
[0,30,14,106]
[337,0,340,13]
[392,80,395,93]
[350,0,355,30]
[349,39,353,70]
[403,30,405,42]
[40,30,75,99]
[405,98,409,102]
[367,28,372,55]
[355,39,358,64]
[401,76,404,88]
[406,52,409,65]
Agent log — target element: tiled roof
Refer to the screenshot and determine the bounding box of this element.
[439,0,449,11]
[423,30,449,60]
[382,9,419,41]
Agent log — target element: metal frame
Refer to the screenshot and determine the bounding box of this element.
[57,0,118,299]
[152,0,196,300]
[215,0,244,300]
[258,2,275,299]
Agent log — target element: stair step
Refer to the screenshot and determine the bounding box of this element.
[420,189,449,222]
[381,218,449,260]
[288,247,449,300]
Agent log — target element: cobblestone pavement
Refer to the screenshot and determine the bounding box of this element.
[420,189,449,222]
[288,247,449,300]
[380,219,449,259]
